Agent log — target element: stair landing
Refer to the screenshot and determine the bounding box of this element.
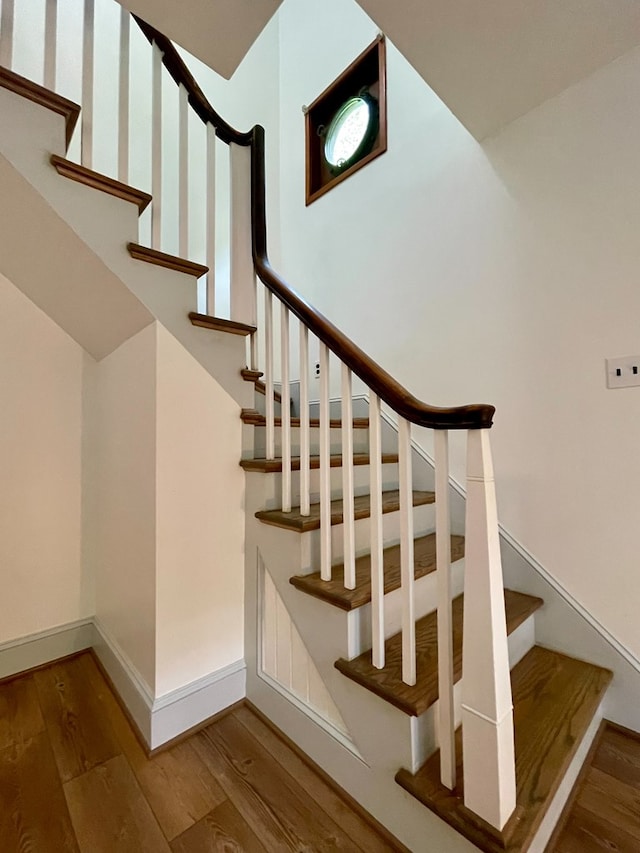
[396,646,613,853]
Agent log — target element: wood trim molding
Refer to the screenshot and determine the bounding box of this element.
[50,155,152,213]
[188,312,256,336]
[127,243,208,278]
[305,36,387,205]
[0,66,79,148]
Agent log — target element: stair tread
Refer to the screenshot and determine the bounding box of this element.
[241,453,398,472]
[50,155,152,213]
[189,313,256,336]
[291,533,465,611]
[335,589,543,716]
[255,489,435,532]
[0,66,79,147]
[128,243,208,278]
[241,408,369,429]
[395,646,613,853]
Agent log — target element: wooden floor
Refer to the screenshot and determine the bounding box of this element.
[549,721,640,852]
[0,652,402,852]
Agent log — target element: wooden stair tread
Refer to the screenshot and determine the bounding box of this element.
[241,453,398,472]
[395,646,613,853]
[335,590,543,717]
[189,313,256,336]
[50,155,152,212]
[241,368,263,382]
[291,533,465,611]
[127,243,208,278]
[255,489,435,533]
[0,66,79,147]
[241,408,369,429]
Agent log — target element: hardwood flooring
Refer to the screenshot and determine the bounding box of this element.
[0,652,403,852]
[549,722,640,852]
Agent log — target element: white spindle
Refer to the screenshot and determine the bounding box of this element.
[281,304,291,512]
[369,393,385,668]
[230,142,255,326]
[44,0,57,90]
[205,123,216,314]
[341,365,356,589]
[319,342,331,581]
[435,429,455,790]
[398,417,416,686]
[151,41,162,249]
[299,323,311,516]
[461,429,516,830]
[117,6,130,184]
[81,0,95,167]
[250,302,259,371]
[0,0,15,69]
[178,84,189,258]
[264,288,275,461]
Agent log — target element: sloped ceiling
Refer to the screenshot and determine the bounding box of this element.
[356,0,640,138]
[118,0,283,80]
[120,0,640,138]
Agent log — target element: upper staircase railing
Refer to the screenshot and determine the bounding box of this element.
[0,0,515,831]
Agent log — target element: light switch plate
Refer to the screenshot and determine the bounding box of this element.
[606,355,640,389]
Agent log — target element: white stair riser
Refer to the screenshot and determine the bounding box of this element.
[409,615,537,773]
[249,425,370,458]
[305,502,437,569]
[255,462,405,511]
[346,558,466,658]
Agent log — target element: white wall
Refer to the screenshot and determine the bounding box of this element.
[94,323,158,691]
[276,0,640,659]
[0,272,90,642]
[155,325,244,696]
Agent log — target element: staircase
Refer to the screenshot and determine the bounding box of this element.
[0,2,625,851]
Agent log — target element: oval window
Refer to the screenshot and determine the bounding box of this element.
[323,92,379,176]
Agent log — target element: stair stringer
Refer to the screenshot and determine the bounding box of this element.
[245,551,478,849]
[0,84,253,409]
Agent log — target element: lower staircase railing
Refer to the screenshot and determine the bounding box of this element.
[0,0,516,830]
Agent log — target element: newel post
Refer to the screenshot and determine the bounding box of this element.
[229,142,255,326]
[461,428,516,830]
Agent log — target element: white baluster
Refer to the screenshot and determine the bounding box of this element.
[462,429,516,830]
[0,0,15,69]
[369,393,385,668]
[398,417,416,686]
[230,142,254,326]
[205,123,216,314]
[281,304,291,512]
[341,365,355,589]
[435,429,455,790]
[81,0,95,168]
[299,323,311,517]
[319,342,331,581]
[117,6,130,183]
[44,0,58,90]
[151,40,162,249]
[264,288,275,461]
[178,83,189,258]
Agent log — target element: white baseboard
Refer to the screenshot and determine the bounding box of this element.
[150,659,246,749]
[0,617,94,680]
[1,617,246,749]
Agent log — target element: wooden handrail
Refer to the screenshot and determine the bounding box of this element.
[132,16,252,147]
[132,17,495,430]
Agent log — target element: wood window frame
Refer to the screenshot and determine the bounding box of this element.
[305,35,387,206]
